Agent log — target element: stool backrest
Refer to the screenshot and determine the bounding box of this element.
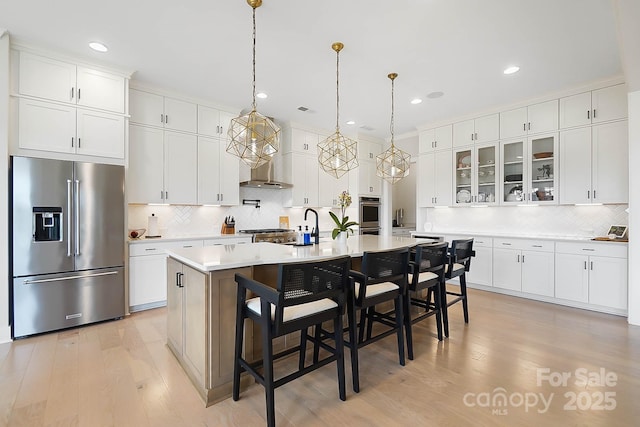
[449,238,474,272]
[414,242,449,280]
[358,247,409,301]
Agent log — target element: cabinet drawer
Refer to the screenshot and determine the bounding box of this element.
[129,239,203,256]
[494,238,554,252]
[203,237,252,246]
[555,242,627,258]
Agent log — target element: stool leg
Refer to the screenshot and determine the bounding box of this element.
[347,298,360,393]
[299,327,308,371]
[441,279,449,337]
[404,289,414,360]
[366,307,375,341]
[261,317,276,427]
[433,285,443,341]
[333,315,346,401]
[358,308,367,344]
[460,273,469,324]
[394,295,405,366]
[313,323,322,364]
[232,299,245,401]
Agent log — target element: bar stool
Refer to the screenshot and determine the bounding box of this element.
[232,255,351,427]
[405,242,449,359]
[442,238,474,336]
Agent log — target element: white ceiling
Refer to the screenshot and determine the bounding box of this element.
[0,0,624,140]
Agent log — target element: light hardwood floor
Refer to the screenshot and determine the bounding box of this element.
[1,288,638,426]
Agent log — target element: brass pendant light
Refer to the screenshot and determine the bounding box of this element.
[317,42,358,179]
[377,73,411,184]
[227,0,280,169]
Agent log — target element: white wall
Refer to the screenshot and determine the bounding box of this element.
[0,31,11,343]
[627,90,640,325]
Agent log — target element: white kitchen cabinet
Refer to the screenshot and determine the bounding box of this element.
[18,97,125,159]
[500,100,558,139]
[453,143,498,206]
[128,125,197,204]
[559,84,627,129]
[198,105,235,138]
[130,88,197,133]
[358,138,382,161]
[197,136,239,205]
[418,151,452,207]
[559,121,628,204]
[555,242,627,311]
[283,127,319,154]
[129,239,204,312]
[17,51,125,113]
[493,239,555,296]
[418,125,452,153]
[283,152,319,207]
[500,133,557,205]
[465,237,493,286]
[319,170,349,207]
[356,160,381,197]
[452,114,499,147]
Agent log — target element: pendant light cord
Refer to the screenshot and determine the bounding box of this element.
[390,76,395,148]
[252,6,257,111]
[335,48,340,132]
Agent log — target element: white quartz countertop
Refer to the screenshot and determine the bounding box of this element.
[128,233,251,244]
[410,230,628,244]
[166,235,428,272]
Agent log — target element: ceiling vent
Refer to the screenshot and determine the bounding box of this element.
[297,106,309,112]
[360,125,375,131]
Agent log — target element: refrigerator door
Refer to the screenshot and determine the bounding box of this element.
[74,162,125,270]
[12,267,125,338]
[11,156,75,277]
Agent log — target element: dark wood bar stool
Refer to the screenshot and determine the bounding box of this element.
[405,242,449,359]
[442,238,475,337]
[345,247,409,392]
[232,255,351,427]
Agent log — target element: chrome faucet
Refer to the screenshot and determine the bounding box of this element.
[304,208,319,244]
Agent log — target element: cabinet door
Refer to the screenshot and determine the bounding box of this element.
[452,120,475,147]
[165,132,198,204]
[589,256,627,310]
[521,251,554,297]
[453,148,473,205]
[528,134,557,204]
[18,52,76,103]
[290,128,319,154]
[128,125,165,204]
[358,160,380,196]
[18,97,75,154]
[418,153,435,207]
[219,140,240,205]
[559,91,591,128]
[166,258,184,353]
[197,136,221,205]
[592,85,627,124]
[475,144,497,205]
[197,105,221,137]
[554,253,589,303]
[474,114,499,143]
[592,121,628,204]
[130,89,164,127]
[183,265,207,388]
[76,109,125,158]
[164,97,197,133]
[434,125,453,151]
[218,111,236,137]
[492,248,522,291]
[418,129,435,154]
[76,67,125,113]
[500,107,527,139]
[466,246,492,286]
[501,139,526,204]
[528,100,558,134]
[434,150,453,206]
[129,254,168,309]
[558,127,591,204]
[319,169,349,207]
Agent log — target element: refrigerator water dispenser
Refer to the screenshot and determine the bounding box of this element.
[33,207,62,242]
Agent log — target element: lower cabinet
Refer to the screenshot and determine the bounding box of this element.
[465,237,493,286]
[492,239,555,296]
[555,242,628,311]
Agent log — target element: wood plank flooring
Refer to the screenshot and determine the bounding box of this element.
[1,288,638,426]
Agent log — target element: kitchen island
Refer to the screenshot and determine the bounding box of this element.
[164,235,423,406]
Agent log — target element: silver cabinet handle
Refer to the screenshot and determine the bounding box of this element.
[67,179,73,256]
[582,248,595,251]
[522,255,525,263]
[502,242,512,246]
[161,190,164,200]
[161,114,164,124]
[74,179,80,255]
[587,110,590,120]
[593,190,596,199]
[78,138,81,148]
[517,254,520,262]
[165,115,168,124]
[528,122,531,131]
[523,123,526,131]
[220,193,223,201]
[590,261,594,270]
[144,248,157,251]
[78,88,81,100]
[71,87,75,100]
[71,137,74,148]
[584,261,587,269]
[587,190,590,199]
[24,270,118,285]
[471,133,474,141]
[532,245,542,248]
[183,245,193,248]
[593,109,596,119]
[165,191,168,200]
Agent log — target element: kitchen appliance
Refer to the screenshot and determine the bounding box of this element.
[239,160,292,189]
[395,208,404,227]
[10,156,125,338]
[239,229,297,244]
[359,197,381,235]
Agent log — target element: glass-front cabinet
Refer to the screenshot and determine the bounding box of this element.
[500,133,557,205]
[454,143,498,205]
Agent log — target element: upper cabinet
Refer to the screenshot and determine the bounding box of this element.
[452,114,499,147]
[130,88,197,133]
[500,100,558,139]
[197,136,239,206]
[198,106,235,139]
[559,84,627,129]
[357,139,382,161]
[418,151,452,207]
[453,143,498,206]
[418,125,452,153]
[17,51,126,113]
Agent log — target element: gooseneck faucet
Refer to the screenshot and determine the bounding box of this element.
[304,208,319,244]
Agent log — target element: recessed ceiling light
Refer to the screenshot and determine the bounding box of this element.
[89,42,108,52]
[410,98,423,105]
[427,91,444,99]
[346,120,355,125]
[256,92,268,99]
[504,66,520,75]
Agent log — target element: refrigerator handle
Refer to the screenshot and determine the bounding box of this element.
[67,179,73,257]
[74,179,80,255]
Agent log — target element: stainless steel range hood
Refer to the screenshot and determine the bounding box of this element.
[239,160,292,189]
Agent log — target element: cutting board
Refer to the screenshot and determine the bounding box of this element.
[592,237,629,242]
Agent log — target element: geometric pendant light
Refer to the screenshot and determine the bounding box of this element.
[376,72,411,184]
[227,0,280,169]
[317,42,359,179]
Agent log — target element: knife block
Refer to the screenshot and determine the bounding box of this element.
[221,224,235,234]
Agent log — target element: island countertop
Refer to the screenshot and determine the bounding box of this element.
[165,235,425,272]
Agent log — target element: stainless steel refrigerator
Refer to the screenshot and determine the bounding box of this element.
[10,156,125,338]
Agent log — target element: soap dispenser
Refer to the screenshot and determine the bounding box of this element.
[304,225,311,245]
[297,226,304,245]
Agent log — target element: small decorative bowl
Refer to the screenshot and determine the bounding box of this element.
[129,228,146,239]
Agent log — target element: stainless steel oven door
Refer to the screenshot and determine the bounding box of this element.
[359,227,380,235]
[359,197,380,229]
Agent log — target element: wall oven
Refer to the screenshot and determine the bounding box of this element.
[359,197,381,235]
